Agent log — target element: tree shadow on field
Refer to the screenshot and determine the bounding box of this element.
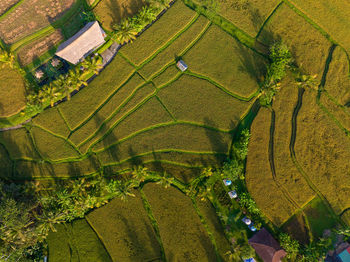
[106,0,145,27]
[203,117,229,160]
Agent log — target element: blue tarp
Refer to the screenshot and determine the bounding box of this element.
[339,248,350,262]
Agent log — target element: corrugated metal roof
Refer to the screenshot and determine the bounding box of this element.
[56,21,106,65]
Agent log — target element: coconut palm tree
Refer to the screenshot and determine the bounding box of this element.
[67,67,87,91]
[156,173,174,188]
[0,49,15,68]
[81,55,103,75]
[43,83,61,107]
[112,19,138,44]
[133,6,158,29]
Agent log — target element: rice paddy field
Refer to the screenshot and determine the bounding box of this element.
[2,0,350,260]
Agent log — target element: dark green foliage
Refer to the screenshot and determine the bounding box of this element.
[279,233,300,260]
[260,42,292,105]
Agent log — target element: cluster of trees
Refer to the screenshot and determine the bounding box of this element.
[111,0,172,44]
[259,41,292,105]
[0,48,16,69]
[0,166,180,261]
[26,56,102,112]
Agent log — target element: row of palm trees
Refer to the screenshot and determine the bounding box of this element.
[28,56,103,108]
[111,0,172,44]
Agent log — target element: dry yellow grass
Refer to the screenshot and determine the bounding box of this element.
[295,89,350,214]
[258,3,331,79]
[289,0,350,52]
[0,65,26,117]
[246,107,295,226]
[272,77,315,207]
[93,0,146,31]
[323,47,350,105]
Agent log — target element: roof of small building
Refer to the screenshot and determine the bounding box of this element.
[338,247,350,262]
[248,228,286,262]
[56,21,106,65]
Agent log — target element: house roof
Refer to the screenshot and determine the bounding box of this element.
[248,228,286,262]
[56,21,106,65]
[339,247,350,262]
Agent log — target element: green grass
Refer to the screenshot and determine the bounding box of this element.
[272,77,315,206]
[86,190,162,261]
[14,156,99,179]
[0,144,13,179]
[323,47,350,105]
[95,123,232,165]
[157,74,254,130]
[59,54,135,130]
[304,197,338,239]
[77,82,156,153]
[61,9,86,39]
[93,0,147,31]
[142,183,217,261]
[183,24,265,97]
[47,218,112,262]
[210,0,281,37]
[287,0,350,52]
[0,128,40,160]
[138,15,210,79]
[68,73,146,147]
[120,1,197,66]
[30,127,80,161]
[0,65,26,117]
[33,107,71,138]
[257,3,331,79]
[195,199,231,258]
[245,107,296,226]
[92,97,174,152]
[281,211,310,244]
[152,65,180,87]
[295,89,350,215]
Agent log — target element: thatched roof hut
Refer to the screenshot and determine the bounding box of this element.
[55,21,106,65]
[248,228,286,262]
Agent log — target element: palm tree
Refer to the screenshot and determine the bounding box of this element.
[82,55,103,75]
[44,83,61,107]
[115,181,135,201]
[147,0,171,10]
[67,67,87,91]
[0,49,15,68]
[133,6,158,29]
[156,172,174,188]
[112,19,138,44]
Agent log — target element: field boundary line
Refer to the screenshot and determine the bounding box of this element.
[85,216,114,262]
[93,121,231,154]
[282,0,350,74]
[139,187,167,261]
[255,1,284,39]
[289,87,345,226]
[324,91,350,117]
[155,95,177,121]
[0,0,25,23]
[57,107,74,132]
[139,18,212,81]
[120,12,200,68]
[32,124,82,156]
[78,88,157,149]
[68,69,139,134]
[191,198,223,261]
[268,109,300,209]
[10,0,85,52]
[101,149,227,168]
[184,70,259,101]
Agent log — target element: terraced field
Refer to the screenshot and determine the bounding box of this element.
[47,183,230,261]
[0,1,263,185]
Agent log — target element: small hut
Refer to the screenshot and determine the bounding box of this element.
[228,190,238,199]
[55,21,106,65]
[223,179,232,186]
[34,70,44,80]
[176,60,188,72]
[338,246,350,262]
[249,228,286,262]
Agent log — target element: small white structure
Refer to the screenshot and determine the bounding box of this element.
[242,217,252,225]
[51,58,61,67]
[223,179,232,186]
[34,70,44,80]
[176,60,188,72]
[56,21,106,65]
[228,190,238,199]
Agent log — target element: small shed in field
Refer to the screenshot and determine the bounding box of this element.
[56,21,106,65]
[248,228,286,262]
[176,60,188,71]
